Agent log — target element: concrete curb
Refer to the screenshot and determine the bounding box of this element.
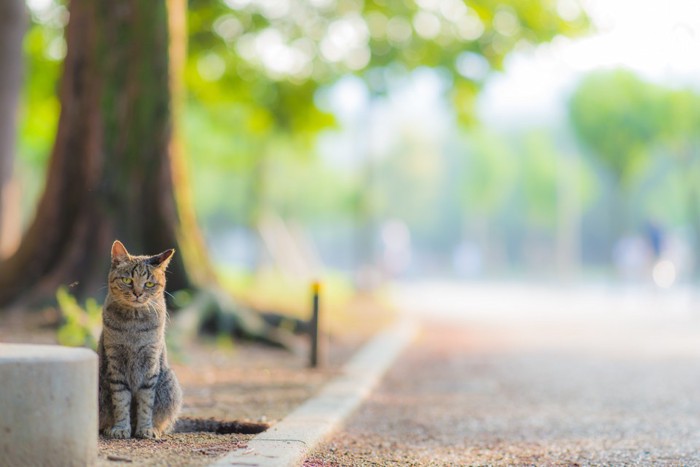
[0,344,98,467]
[211,319,419,467]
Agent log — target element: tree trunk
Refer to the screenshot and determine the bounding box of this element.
[555,151,580,280]
[680,149,700,276]
[0,0,194,307]
[167,0,216,287]
[609,176,627,264]
[0,0,26,259]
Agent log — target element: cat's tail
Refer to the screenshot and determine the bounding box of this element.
[173,417,269,434]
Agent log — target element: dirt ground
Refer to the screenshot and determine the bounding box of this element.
[96,340,339,466]
[0,295,392,466]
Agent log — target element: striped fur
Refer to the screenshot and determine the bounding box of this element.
[173,417,268,434]
[98,240,180,439]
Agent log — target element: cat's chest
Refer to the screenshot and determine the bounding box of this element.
[103,307,164,338]
[103,324,164,366]
[110,338,164,387]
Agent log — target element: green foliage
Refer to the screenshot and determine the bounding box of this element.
[184,101,355,227]
[16,2,66,225]
[266,143,358,222]
[19,4,64,168]
[374,129,446,232]
[639,157,688,225]
[520,131,559,228]
[568,70,667,186]
[460,128,517,216]
[187,0,590,125]
[461,128,595,232]
[55,287,102,350]
[652,86,700,256]
[659,88,700,156]
[568,69,700,251]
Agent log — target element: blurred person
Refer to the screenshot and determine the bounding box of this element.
[644,219,665,262]
[643,220,686,288]
[380,219,412,279]
[453,240,482,278]
[613,233,652,282]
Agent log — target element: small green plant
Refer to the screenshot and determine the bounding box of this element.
[56,287,102,350]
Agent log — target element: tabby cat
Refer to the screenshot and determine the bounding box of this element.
[98,240,268,438]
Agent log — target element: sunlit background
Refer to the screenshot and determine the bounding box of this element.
[13,0,700,314]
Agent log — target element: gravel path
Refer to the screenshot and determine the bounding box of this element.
[306,298,700,466]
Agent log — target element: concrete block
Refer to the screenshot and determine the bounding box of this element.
[0,343,98,467]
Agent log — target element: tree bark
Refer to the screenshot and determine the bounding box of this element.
[167,0,216,286]
[0,0,26,259]
[0,0,193,307]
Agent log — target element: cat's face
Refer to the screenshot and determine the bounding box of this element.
[107,240,174,306]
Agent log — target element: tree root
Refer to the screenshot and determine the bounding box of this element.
[171,288,304,353]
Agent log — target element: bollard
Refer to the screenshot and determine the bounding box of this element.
[309,281,323,368]
[0,344,98,467]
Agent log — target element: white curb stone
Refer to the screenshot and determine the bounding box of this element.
[0,344,98,467]
[212,320,418,467]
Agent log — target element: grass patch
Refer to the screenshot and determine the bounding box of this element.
[216,266,396,337]
[55,286,101,350]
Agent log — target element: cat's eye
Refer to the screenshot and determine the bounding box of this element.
[121,277,132,285]
[145,281,155,288]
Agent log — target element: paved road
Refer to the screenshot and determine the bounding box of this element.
[306,282,700,466]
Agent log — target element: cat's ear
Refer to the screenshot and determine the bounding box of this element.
[149,248,175,269]
[111,240,130,264]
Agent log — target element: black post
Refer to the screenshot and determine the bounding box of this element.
[309,281,321,368]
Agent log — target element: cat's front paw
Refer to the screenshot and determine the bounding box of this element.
[105,426,131,439]
[135,426,159,439]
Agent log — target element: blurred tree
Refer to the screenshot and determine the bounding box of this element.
[187,0,589,121]
[658,88,700,268]
[461,128,517,220]
[1,0,589,307]
[11,3,64,235]
[569,70,666,186]
[17,2,64,189]
[519,129,594,276]
[0,0,27,258]
[458,127,595,274]
[0,0,198,307]
[569,70,666,250]
[459,128,517,269]
[520,131,559,230]
[185,0,589,264]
